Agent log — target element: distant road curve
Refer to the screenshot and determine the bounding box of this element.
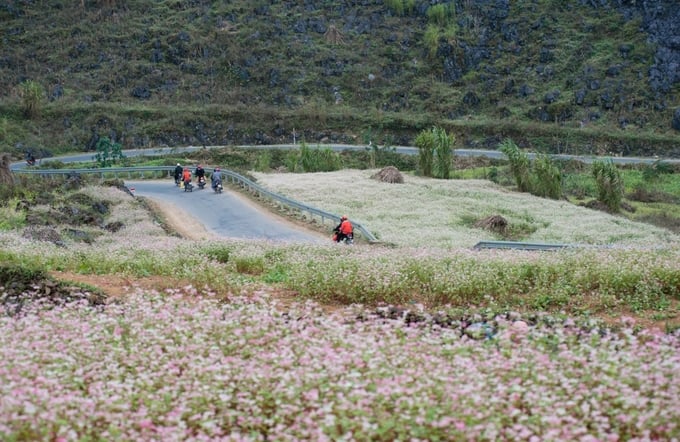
[10,144,680,170]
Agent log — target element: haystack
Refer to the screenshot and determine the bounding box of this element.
[371,166,404,184]
[474,215,507,234]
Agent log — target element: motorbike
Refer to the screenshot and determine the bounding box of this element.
[332,232,354,245]
[197,176,207,189]
[213,180,223,194]
[184,180,194,192]
[26,158,36,166]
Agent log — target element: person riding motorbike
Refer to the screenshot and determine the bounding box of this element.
[195,164,206,188]
[195,164,205,179]
[333,215,354,243]
[211,167,223,191]
[174,163,183,185]
[182,167,192,188]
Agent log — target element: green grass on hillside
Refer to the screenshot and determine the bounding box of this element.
[1,0,679,160]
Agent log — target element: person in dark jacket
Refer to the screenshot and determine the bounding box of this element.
[174,163,183,185]
[195,164,206,188]
[194,165,205,179]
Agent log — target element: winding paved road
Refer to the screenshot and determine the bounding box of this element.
[125,179,327,243]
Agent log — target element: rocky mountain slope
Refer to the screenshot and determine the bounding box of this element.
[0,0,679,158]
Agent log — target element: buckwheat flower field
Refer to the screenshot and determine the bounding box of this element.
[1,292,679,441]
[251,170,679,248]
[1,176,679,441]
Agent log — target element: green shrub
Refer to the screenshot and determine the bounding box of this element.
[255,150,272,172]
[204,246,231,264]
[94,137,125,168]
[641,160,675,181]
[592,159,624,212]
[292,143,343,172]
[235,256,265,275]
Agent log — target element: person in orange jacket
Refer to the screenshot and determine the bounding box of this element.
[182,167,192,188]
[333,215,354,243]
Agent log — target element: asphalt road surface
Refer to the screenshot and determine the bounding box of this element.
[125,179,327,243]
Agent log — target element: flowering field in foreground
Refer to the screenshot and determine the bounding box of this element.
[251,170,680,248]
[1,292,679,441]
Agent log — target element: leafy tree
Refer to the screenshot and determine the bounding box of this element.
[94,137,125,168]
[592,159,624,212]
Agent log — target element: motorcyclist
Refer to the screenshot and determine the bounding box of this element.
[333,215,354,243]
[195,164,205,180]
[182,167,192,188]
[174,163,183,185]
[195,164,206,187]
[26,151,36,166]
[211,167,223,190]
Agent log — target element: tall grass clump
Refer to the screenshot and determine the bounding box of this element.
[254,150,272,172]
[415,126,453,178]
[415,128,435,177]
[384,0,415,16]
[531,153,562,199]
[423,24,441,58]
[499,138,531,192]
[19,80,43,119]
[592,158,624,212]
[434,126,454,179]
[427,3,455,26]
[288,143,343,172]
